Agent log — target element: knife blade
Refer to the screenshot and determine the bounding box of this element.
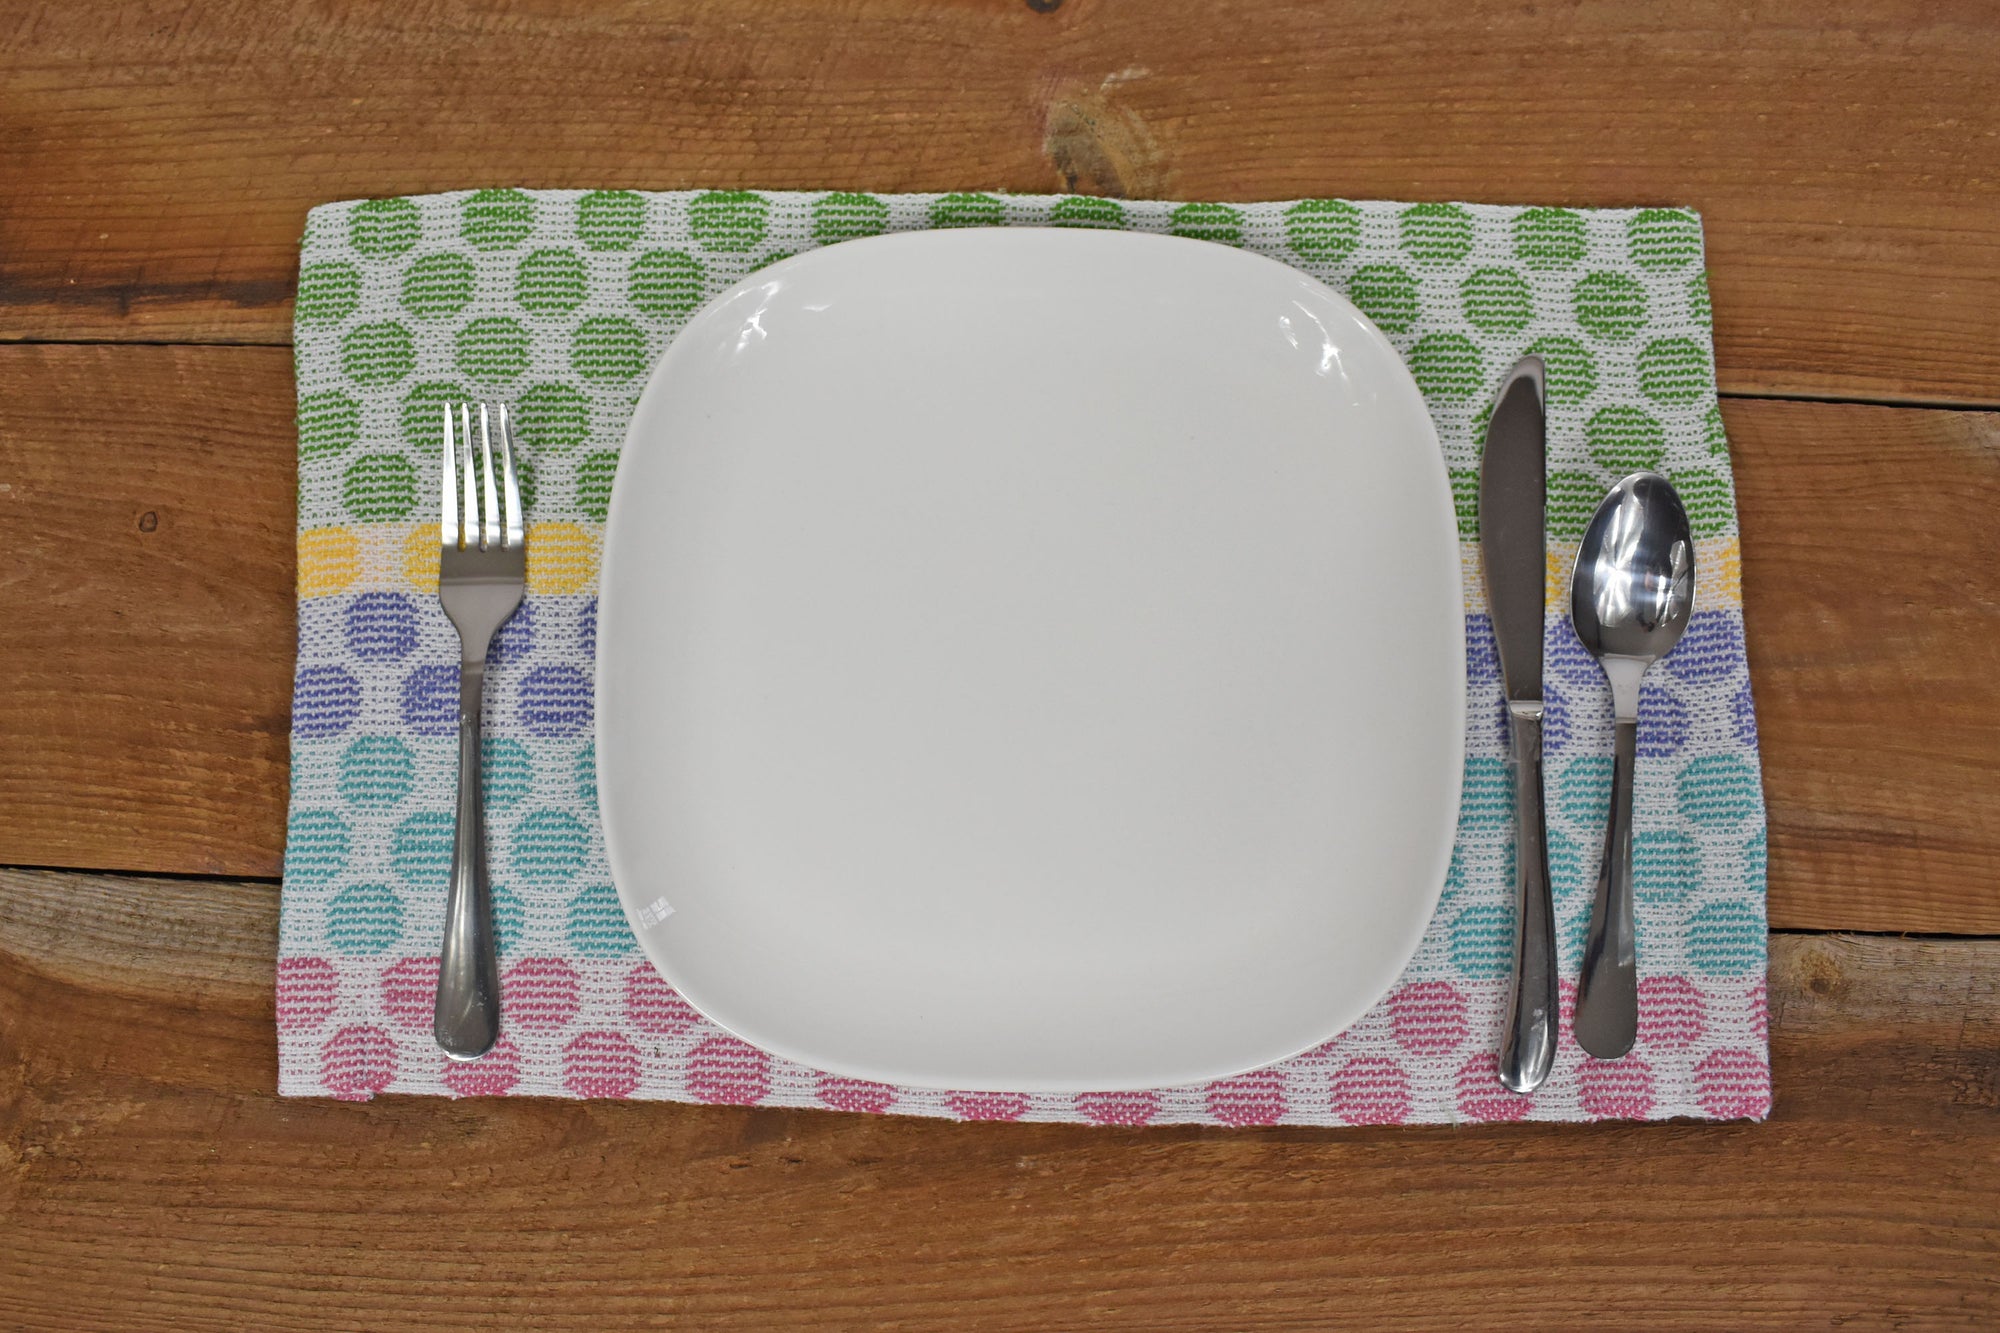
[1480,354,1557,1094]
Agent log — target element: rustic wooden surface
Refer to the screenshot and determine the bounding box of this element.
[2,0,1997,1325]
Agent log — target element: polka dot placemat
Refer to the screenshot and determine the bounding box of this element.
[282,190,1770,1124]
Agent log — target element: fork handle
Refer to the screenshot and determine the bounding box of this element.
[436,658,501,1060]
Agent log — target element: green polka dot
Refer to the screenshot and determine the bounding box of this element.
[400,252,475,321]
[1170,202,1242,245]
[339,736,415,807]
[455,316,531,382]
[571,316,649,382]
[1525,335,1598,405]
[340,321,415,385]
[1406,333,1484,402]
[481,737,532,809]
[1449,467,1479,538]
[514,456,538,511]
[576,745,597,808]
[1572,272,1648,342]
[567,883,636,957]
[1400,202,1473,268]
[577,190,645,251]
[299,391,361,461]
[929,193,1004,229]
[1627,208,1701,269]
[349,198,420,258]
[577,450,619,522]
[748,250,794,272]
[516,248,587,314]
[1347,264,1420,334]
[1585,405,1667,472]
[513,808,588,883]
[1688,270,1712,324]
[1450,902,1511,977]
[626,249,705,320]
[1633,829,1700,907]
[1050,196,1124,229]
[296,262,360,325]
[1458,756,1512,827]
[1513,207,1585,271]
[1670,467,1735,538]
[812,192,890,242]
[511,382,591,453]
[1686,897,1765,974]
[342,453,418,521]
[400,380,465,450]
[325,883,403,955]
[1461,266,1532,332]
[1556,756,1612,827]
[285,809,349,885]
[1678,754,1763,826]
[391,810,454,884]
[690,189,768,252]
[461,188,534,251]
[1704,404,1729,456]
[1637,336,1712,405]
[1548,468,1608,542]
[1285,198,1361,262]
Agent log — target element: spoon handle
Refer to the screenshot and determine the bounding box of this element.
[1498,706,1557,1093]
[1575,717,1639,1058]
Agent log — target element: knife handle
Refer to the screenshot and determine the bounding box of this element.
[1498,704,1558,1093]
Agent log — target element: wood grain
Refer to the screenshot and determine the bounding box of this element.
[2,1,1998,403]
[0,865,1993,1330]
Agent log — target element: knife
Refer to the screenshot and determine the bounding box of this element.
[1480,355,1557,1094]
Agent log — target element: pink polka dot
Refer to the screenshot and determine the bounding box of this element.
[1075,1090,1159,1126]
[1331,1056,1413,1125]
[1389,980,1470,1055]
[1206,1069,1286,1126]
[501,956,581,1032]
[443,1039,521,1097]
[686,1034,772,1105]
[1637,975,1707,1051]
[625,964,701,1037]
[1454,1052,1531,1122]
[276,956,338,1031]
[818,1075,897,1115]
[321,1024,397,1101]
[1749,980,1769,1044]
[945,1091,1031,1121]
[1696,1048,1770,1119]
[379,956,439,1028]
[563,1030,641,1097]
[1578,1055,1654,1120]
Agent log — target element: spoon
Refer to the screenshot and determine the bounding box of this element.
[1569,472,1696,1059]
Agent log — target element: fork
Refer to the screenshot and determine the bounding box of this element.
[434,401,527,1061]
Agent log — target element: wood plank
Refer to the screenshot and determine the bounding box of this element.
[0,866,1995,1329]
[3,344,1998,929]
[1,0,1997,403]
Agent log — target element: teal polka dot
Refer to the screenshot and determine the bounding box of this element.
[1686,896,1766,975]
[1285,198,1361,262]
[1449,467,1478,538]
[1742,828,1768,892]
[1637,336,1712,405]
[1547,826,1588,901]
[690,190,769,251]
[340,321,416,385]
[339,736,415,807]
[1556,757,1612,827]
[516,248,588,314]
[1627,208,1702,270]
[813,191,890,242]
[401,252,476,322]
[1406,333,1484,402]
[391,809,454,884]
[1458,756,1512,827]
[349,198,421,258]
[481,737,533,809]
[1677,754,1763,826]
[577,450,618,522]
[577,190,645,251]
[1513,207,1585,270]
[1633,829,1701,906]
[1688,271,1712,324]
[1450,903,1512,977]
[1347,264,1419,334]
[461,188,534,250]
[930,193,1004,229]
[456,316,531,381]
[1400,202,1473,268]
[629,250,706,318]
[296,262,360,325]
[1671,467,1736,539]
[571,316,649,381]
[1461,266,1532,331]
[513,382,591,453]
[1573,272,1648,342]
[299,391,361,461]
[575,745,597,808]
[1171,202,1243,246]
[400,380,465,450]
[1050,195,1124,229]
[325,882,404,955]
[1525,335,1598,405]
[1437,844,1469,909]
[285,809,349,884]
[513,808,588,883]
[491,882,526,954]
[1549,469,1609,543]
[342,453,418,521]
[1585,405,1667,472]
[567,883,637,957]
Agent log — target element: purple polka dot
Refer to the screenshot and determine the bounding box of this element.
[1734,680,1759,748]
[1541,679,1572,753]
[519,663,592,736]
[1465,614,1499,684]
[344,591,419,661]
[402,663,459,735]
[490,601,534,664]
[581,597,597,661]
[294,665,361,738]
[1664,610,1742,683]
[1636,680,1688,758]
[1546,621,1603,690]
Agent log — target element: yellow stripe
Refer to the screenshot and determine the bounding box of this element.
[1457,536,1741,615]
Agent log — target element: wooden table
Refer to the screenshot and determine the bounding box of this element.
[4,2,1997,1326]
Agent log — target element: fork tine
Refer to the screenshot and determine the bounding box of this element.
[478,403,500,550]
[459,403,478,550]
[498,403,524,549]
[441,402,459,550]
